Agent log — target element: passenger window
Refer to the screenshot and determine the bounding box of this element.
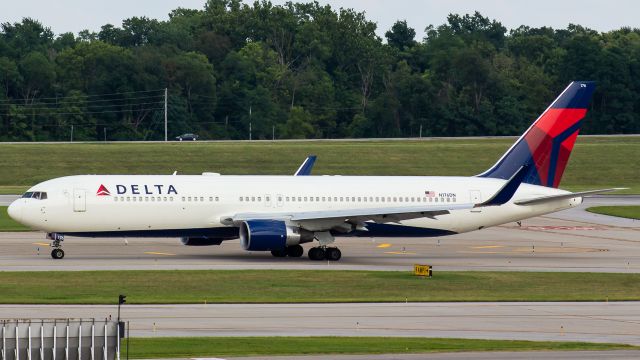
[322,197,326,202]
[133,197,137,202]
[188,197,192,201]
[245,197,249,202]
[316,197,319,202]
[200,197,204,202]
[435,198,438,202]
[286,197,290,201]
[239,197,243,202]
[126,197,131,202]
[251,196,255,202]
[298,197,302,201]
[309,197,313,202]
[304,197,308,201]
[358,197,361,202]
[258,197,262,202]
[151,197,155,202]
[114,197,118,202]
[215,197,219,202]
[169,197,173,201]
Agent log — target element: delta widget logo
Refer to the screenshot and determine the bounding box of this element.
[96,184,111,196]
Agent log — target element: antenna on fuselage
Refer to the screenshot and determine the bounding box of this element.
[172,171,178,175]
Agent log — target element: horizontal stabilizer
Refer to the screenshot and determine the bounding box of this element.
[514,188,626,206]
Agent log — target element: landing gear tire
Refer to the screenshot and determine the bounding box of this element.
[325,247,341,261]
[51,248,64,260]
[308,247,326,261]
[270,249,287,258]
[286,245,304,258]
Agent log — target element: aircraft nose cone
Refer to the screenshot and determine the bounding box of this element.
[7,200,22,222]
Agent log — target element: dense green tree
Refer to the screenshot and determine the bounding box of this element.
[0,4,639,141]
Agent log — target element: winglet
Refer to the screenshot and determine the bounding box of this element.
[294,155,317,176]
[476,165,529,207]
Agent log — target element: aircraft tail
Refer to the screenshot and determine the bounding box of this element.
[478,81,596,188]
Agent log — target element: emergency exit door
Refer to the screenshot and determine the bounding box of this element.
[73,189,86,212]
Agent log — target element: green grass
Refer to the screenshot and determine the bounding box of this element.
[0,186,28,195]
[0,207,29,231]
[0,270,638,304]
[125,337,638,358]
[587,206,640,220]
[0,136,637,193]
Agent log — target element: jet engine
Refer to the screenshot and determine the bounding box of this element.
[240,220,313,251]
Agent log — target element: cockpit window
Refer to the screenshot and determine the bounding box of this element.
[22,191,47,200]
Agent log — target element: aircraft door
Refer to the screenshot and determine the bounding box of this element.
[73,189,86,212]
[470,190,482,213]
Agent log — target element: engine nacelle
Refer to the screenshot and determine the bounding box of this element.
[180,237,224,246]
[240,220,313,251]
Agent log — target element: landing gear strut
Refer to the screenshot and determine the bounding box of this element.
[47,233,65,260]
[307,231,342,261]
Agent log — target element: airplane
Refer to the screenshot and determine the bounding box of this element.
[8,81,620,261]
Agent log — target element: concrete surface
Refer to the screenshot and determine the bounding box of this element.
[1,302,639,345]
[0,199,638,272]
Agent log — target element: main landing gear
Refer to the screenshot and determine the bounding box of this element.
[47,233,65,260]
[308,247,341,261]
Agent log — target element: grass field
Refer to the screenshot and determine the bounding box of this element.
[125,337,638,358]
[0,270,638,304]
[0,207,29,231]
[587,206,640,220]
[0,136,637,194]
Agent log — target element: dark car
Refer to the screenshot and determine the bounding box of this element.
[176,133,198,141]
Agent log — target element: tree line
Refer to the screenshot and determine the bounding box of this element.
[1,0,639,141]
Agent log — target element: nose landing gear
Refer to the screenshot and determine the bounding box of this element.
[47,233,65,260]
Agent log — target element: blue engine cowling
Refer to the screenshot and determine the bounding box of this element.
[240,220,313,251]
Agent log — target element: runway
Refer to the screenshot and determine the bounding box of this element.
[0,196,637,272]
[1,302,638,345]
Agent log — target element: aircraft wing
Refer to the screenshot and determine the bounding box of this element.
[514,188,626,206]
[227,203,473,231]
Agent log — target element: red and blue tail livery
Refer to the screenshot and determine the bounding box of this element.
[479,81,596,188]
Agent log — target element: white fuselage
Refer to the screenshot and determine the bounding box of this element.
[8,174,580,237]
